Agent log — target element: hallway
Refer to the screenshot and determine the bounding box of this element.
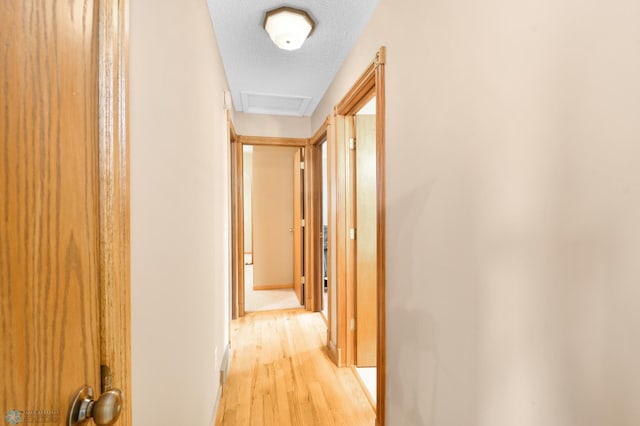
[215,310,375,426]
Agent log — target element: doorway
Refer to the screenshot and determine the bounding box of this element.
[316,46,386,424]
[351,96,378,405]
[230,136,316,318]
[321,140,329,319]
[243,144,303,312]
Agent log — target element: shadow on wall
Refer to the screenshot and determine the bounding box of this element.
[387,182,439,425]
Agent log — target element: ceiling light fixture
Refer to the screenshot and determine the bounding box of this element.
[263,7,315,51]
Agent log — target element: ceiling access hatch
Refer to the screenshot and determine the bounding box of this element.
[241,91,312,116]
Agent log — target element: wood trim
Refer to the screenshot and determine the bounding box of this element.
[310,117,329,145]
[303,145,312,310]
[313,143,323,313]
[229,113,238,142]
[308,139,322,311]
[229,132,245,319]
[300,147,315,310]
[253,283,294,290]
[325,116,336,358]
[332,46,387,426]
[345,115,356,366]
[236,141,245,317]
[336,47,385,116]
[307,120,328,314]
[337,78,375,116]
[98,0,131,424]
[375,54,387,426]
[327,340,340,366]
[229,114,239,320]
[251,205,255,265]
[232,134,314,317]
[305,142,322,312]
[229,115,237,320]
[293,148,304,305]
[333,113,349,367]
[238,135,307,147]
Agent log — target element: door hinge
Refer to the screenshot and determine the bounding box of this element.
[301,219,305,227]
[349,138,356,150]
[100,365,113,393]
[349,228,356,240]
[301,276,306,284]
[349,318,356,331]
[300,161,305,170]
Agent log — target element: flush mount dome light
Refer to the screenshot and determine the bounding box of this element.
[264,6,315,51]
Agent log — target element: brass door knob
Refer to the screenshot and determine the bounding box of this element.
[69,386,122,426]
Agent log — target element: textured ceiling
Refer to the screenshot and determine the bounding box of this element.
[207,0,380,117]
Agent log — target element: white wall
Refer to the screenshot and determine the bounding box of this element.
[130,0,230,424]
[234,112,310,138]
[313,0,640,424]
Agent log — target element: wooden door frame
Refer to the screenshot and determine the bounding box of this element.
[230,135,319,317]
[229,116,242,318]
[314,46,386,426]
[98,0,131,424]
[308,120,330,317]
[292,147,305,304]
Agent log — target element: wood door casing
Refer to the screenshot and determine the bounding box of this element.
[293,148,304,304]
[230,138,309,318]
[305,131,327,314]
[330,47,386,425]
[232,140,245,317]
[355,114,378,367]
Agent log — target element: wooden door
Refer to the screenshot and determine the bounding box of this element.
[1,1,130,424]
[292,149,304,305]
[355,114,377,367]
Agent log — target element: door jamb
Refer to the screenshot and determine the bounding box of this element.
[309,121,329,315]
[229,116,242,318]
[98,0,132,424]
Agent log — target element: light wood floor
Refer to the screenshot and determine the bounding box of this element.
[215,309,375,426]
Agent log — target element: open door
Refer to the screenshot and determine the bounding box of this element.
[355,112,378,367]
[329,46,386,424]
[1,1,131,425]
[293,148,305,305]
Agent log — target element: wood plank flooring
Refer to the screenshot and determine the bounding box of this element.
[215,309,375,426]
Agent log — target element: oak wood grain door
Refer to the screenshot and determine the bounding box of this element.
[1,1,130,424]
[293,148,304,305]
[355,114,377,367]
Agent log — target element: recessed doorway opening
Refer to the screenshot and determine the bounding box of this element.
[321,140,329,319]
[242,144,304,312]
